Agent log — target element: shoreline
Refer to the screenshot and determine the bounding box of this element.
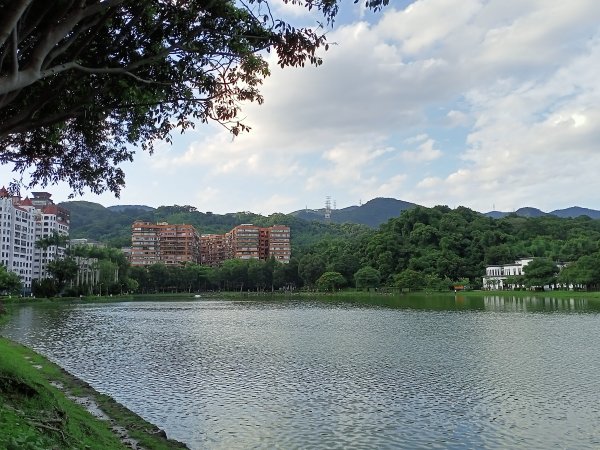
[3,287,600,309]
[0,315,189,449]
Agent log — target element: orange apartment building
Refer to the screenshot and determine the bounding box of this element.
[130,221,201,266]
[131,221,290,267]
[200,224,291,266]
[227,224,261,260]
[267,225,291,263]
[200,233,226,267]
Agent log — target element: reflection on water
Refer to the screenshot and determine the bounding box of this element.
[483,295,593,312]
[2,296,600,450]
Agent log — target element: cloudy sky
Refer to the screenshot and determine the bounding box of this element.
[5,0,600,214]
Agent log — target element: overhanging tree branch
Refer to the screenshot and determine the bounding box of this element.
[0,0,33,48]
[0,0,388,197]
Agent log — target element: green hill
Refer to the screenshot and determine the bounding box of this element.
[60,202,371,250]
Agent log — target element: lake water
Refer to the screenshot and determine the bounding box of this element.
[2,295,600,449]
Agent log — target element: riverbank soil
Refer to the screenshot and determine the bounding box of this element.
[0,337,188,450]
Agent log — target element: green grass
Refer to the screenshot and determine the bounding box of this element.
[0,337,188,450]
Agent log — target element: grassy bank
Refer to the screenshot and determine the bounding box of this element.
[0,336,188,450]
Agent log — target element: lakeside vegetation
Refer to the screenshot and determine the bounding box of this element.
[5,203,600,301]
[62,204,600,293]
[4,198,600,449]
[9,285,600,307]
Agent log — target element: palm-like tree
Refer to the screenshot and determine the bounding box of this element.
[35,231,69,279]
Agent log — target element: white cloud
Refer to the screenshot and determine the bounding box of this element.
[43,0,600,215]
[446,110,469,127]
[377,0,482,55]
[366,174,408,199]
[401,135,442,162]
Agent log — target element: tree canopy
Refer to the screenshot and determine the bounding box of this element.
[46,256,78,292]
[522,258,559,288]
[0,264,22,294]
[354,266,380,289]
[316,271,346,292]
[0,0,387,196]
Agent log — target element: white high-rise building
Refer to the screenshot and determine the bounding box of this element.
[0,188,70,293]
[0,193,36,292]
[30,192,70,281]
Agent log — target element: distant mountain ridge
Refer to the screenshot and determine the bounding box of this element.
[107,205,155,213]
[291,198,600,226]
[483,206,600,219]
[58,201,367,249]
[290,197,418,228]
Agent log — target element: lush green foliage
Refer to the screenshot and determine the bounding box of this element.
[0,264,22,294]
[34,231,68,251]
[62,201,600,293]
[357,206,600,289]
[558,255,600,290]
[522,258,559,288]
[129,259,301,293]
[354,266,381,289]
[46,258,78,292]
[316,271,346,292]
[62,201,372,249]
[67,245,133,296]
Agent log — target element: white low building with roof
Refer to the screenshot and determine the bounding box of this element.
[482,258,533,290]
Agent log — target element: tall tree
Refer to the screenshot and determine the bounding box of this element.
[316,271,346,292]
[558,255,600,290]
[354,266,381,290]
[0,0,387,195]
[394,269,425,291]
[0,264,22,294]
[523,258,558,289]
[298,253,326,288]
[46,257,78,292]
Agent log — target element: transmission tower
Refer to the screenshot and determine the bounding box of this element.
[325,196,332,223]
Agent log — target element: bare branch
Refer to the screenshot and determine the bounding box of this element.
[0,0,33,48]
[10,28,18,77]
[25,0,126,73]
[16,2,53,45]
[43,15,105,69]
[0,104,84,140]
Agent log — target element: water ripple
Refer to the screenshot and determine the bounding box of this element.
[1,299,600,449]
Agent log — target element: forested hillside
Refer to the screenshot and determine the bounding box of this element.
[61,201,372,251]
[297,205,600,289]
[58,201,600,293]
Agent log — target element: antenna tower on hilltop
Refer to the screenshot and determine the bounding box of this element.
[325,196,331,223]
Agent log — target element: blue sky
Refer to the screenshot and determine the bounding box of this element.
[4,0,600,214]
